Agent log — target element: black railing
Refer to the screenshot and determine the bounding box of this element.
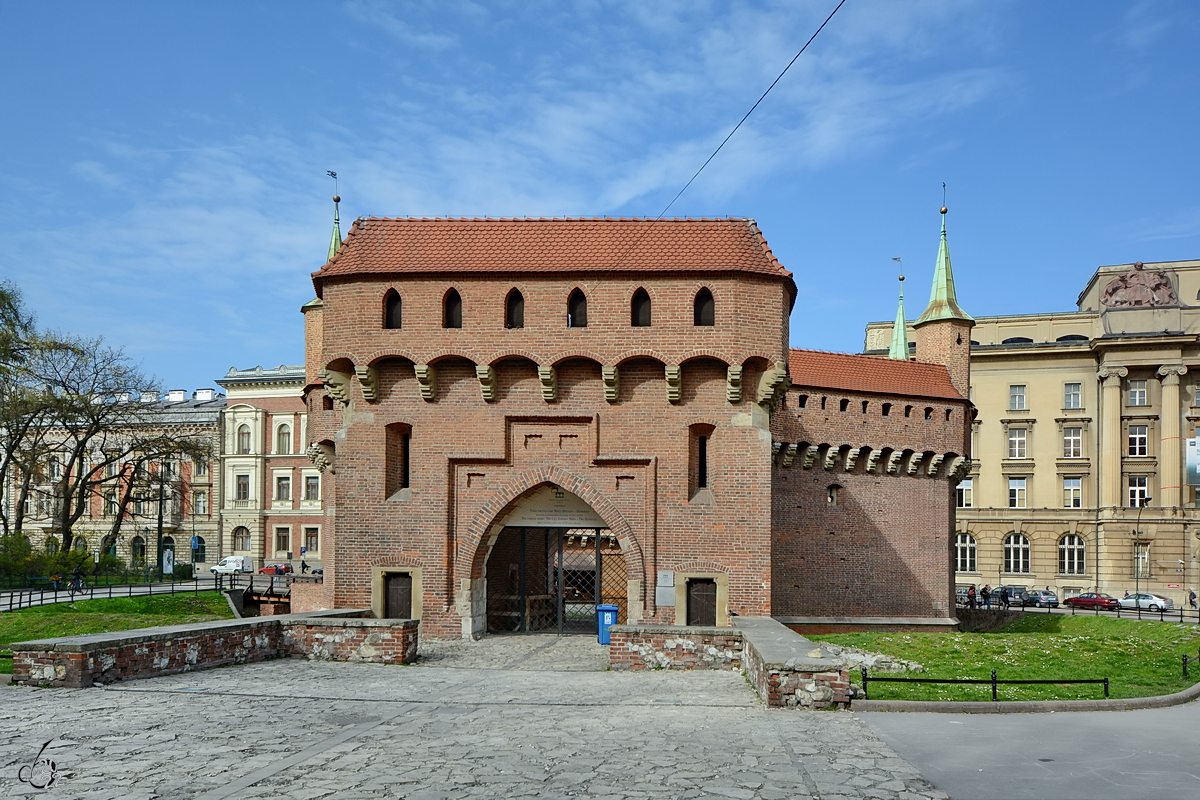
[1183,649,1200,679]
[0,577,213,613]
[860,667,1109,701]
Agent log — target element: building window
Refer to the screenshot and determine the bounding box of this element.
[567,289,588,328]
[276,424,291,454]
[1009,384,1026,410]
[386,423,412,497]
[443,288,463,328]
[304,475,320,501]
[1003,533,1031,573]
[384,290,402,329]
[1063,427,1082,458]
[1127,476,1149,507]
[1063,477,1082,508]
[1007,428,1027,459]
[194,459,208,477]
[235,474,250,501]
[232,526,251,551]
[161,460,175,480]
[505,288,524,329]
[275,475,291,501]
[130,536,146,564]
[1134,541,1150,578]
[689,423,715,497]
[1128,379,1148,406]
[275,527,290,554]
[693,288,715,326]
[193,491,208,515]
[827,484,840,505]
[1128,425,1148,456]
[105,492,120,516]
[1064,383,1082,409]
[631,288,652,327]
[237,425,252,454]
[162,536,175,555]
[955,532,977,572]
[1008,478,1027,508]
[72,536,88,552]
[956,478,973,508]
[304,527,319,554]
[194,536,207,562]
[1059,534,1085,574]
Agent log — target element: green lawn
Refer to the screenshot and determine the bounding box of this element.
[808,614,1200,701]
[0,592,233,674]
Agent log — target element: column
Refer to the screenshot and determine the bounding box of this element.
[1098,366,1127,508]
[1158,364,1188,508]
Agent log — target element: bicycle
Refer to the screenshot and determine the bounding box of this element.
[67,575,88,599]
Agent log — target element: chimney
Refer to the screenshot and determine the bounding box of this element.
[195,388,215,402]
[167,389,187,403]
[140,391,159,404]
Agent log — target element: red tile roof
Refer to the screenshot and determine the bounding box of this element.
[788,349,965,401]
[313,217,792,293]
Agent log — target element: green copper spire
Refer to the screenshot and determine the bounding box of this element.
[914,207,974,326]
[888,275,910,360]
[327,194,343,262]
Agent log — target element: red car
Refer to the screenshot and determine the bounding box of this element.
[258,563,293,575]
[1063,592,1118,611]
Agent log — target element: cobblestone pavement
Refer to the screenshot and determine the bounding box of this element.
[1,636,948,800]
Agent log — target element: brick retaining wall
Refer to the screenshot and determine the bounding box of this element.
[608,625,743,670]
[10,610,416,688]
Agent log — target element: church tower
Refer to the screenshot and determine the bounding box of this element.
[912,206,973,397]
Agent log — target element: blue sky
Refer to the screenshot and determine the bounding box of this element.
[2,0,1199,393]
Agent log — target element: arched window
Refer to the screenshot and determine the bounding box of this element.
[443,288,462,328]
[130,536,146,564]
[384,290,402,329]
[162,536,175,554]
[1004,533,1031,574]
[924,407,933,420]
[232,526,251,551]
[839,399,849,412]
[567,289,588,328]
[904,405,912,417]
[827,484,841,505]
[694,288,715,326]
[73,536,88,552]
[194,536,206,562]
[1058,534,1085,574]
[505,289,524,329]
[955,532,976,572]
[237,425,251,454]
[276,424,292,454]
[881,403,891,416]
[631,288,651,327]
[45,537,59,554]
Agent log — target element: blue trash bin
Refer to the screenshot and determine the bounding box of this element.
[597,603,619,644]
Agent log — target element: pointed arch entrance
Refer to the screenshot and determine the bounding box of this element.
[484,485,628,634]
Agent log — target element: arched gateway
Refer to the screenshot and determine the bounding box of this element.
[482,485,628,634]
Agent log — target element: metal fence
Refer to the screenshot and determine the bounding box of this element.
[860,667,1109,701]
[0,577,214,613]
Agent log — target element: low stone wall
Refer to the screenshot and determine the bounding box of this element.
[10,609,412,688]
[735,617,852,709]
[608,625,743,670]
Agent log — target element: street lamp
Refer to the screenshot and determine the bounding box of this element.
[1134,495,1152,607]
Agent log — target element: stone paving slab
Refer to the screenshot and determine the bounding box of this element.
[0,637,948,800]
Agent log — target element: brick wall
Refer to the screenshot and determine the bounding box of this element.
[608,625,743,670]
[741,636,852,709]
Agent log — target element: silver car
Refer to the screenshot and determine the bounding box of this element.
[1117,592,1174,611]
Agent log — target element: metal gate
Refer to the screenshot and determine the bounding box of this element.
[486,527,626,634]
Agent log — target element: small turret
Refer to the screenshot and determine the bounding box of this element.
[888,275,910,360]
[913,207,974,397]
[327,194,343,263]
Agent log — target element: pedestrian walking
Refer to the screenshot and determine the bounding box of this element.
[967,584,977,609]
[1189,588,1197,610]
[1000,586,1010,609]
[301,560,310,574]
[981,584,992,610]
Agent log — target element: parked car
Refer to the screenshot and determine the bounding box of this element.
[991,585,1028,606]
[258,563,293,575]
[1022,590,1059,608]
[1117,592,1174,611]
[1063,592,1119,611]
[210,556,253,575]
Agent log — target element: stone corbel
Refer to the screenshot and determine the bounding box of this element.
[865,450,882,474]
[780,443,798,467]
[414,364,437,401]
[844,448,860,472]
[886,451,903,475]
[906,452,924,476]
[664,365,682,404]
[476,365,497,402]
[726,366,743,404]
[317,369,351,405]
[756,361,790,406]
[771,441,783,461]
[800,445,818,470]
[602,366,620,403]
[948,456,972,482]
[926,454,946,477]
[306,442,336,474]
[538,365,558,402]
[354,366,379,402]
[823,447,838,471]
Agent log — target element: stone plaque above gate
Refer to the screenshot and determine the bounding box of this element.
[499,485,608,528]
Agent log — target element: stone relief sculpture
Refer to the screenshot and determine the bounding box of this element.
[1100,262,1179,307]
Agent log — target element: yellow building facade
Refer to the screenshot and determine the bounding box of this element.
[868,259,1200,607]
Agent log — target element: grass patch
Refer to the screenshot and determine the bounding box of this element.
[0,592,233,674]
[808,614,1200,701]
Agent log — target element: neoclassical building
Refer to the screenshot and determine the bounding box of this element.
[868,258,1200,606]
[299,210,972,638]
